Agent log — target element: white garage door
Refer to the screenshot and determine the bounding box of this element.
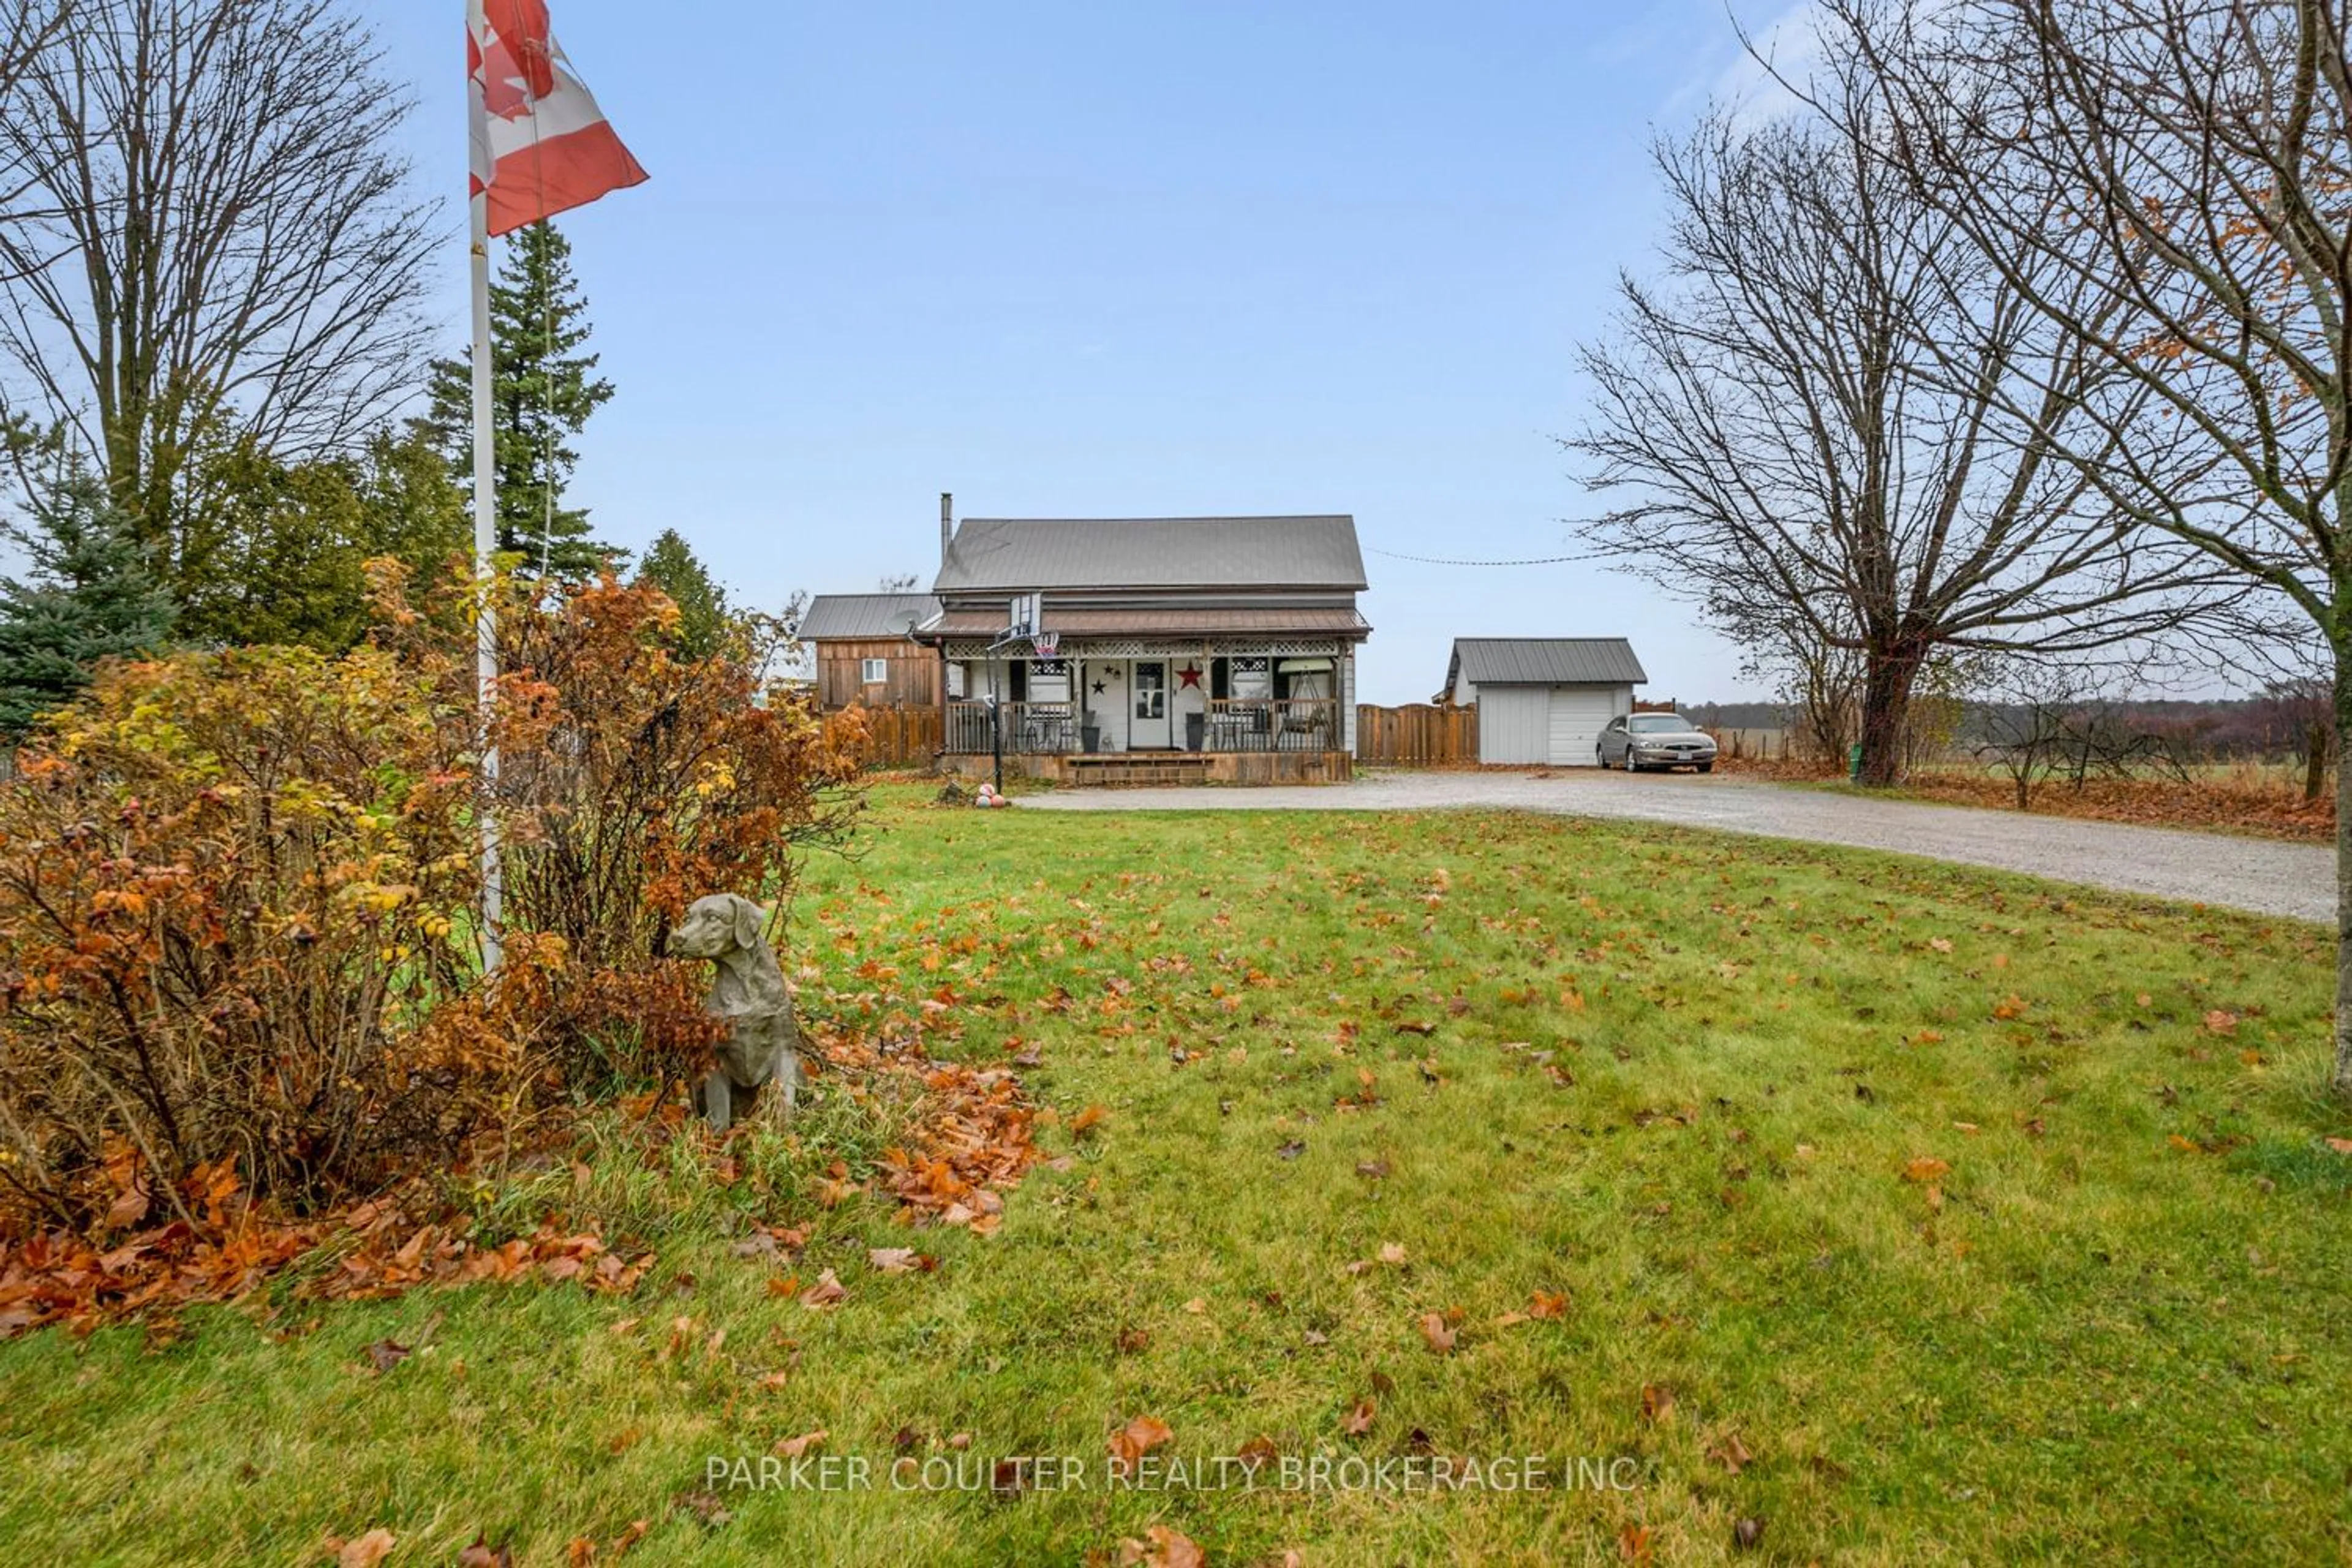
[1548,687,1617,765]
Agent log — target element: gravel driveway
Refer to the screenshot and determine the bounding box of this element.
[1029,770,2335,924]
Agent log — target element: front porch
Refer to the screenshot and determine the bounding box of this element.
[935,641,1359,786]
[939,698,1353,786]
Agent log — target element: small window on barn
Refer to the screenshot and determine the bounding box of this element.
[861,657,888,684]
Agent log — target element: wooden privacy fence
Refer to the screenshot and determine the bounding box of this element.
[835,705,942,770]
[1354,703,1477,765]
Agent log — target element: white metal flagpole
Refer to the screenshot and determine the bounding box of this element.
[468,0,503,971]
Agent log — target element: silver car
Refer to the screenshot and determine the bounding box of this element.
[1597,712,1718,772]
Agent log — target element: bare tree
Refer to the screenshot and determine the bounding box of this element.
[1569,58,2227,786]
[1830,0,2352,1094]
[0,5,68,102]
[0,0,437,573]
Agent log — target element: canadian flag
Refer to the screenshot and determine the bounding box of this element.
[469,0,647,236]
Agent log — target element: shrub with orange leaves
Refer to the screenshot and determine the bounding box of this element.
[0,641,485,1232]
[0,562,864,1240]
[462,567,862,1078]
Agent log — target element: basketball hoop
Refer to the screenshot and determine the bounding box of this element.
[1033,631,1060,659]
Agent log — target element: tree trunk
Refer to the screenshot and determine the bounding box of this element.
[1854,647,1921,788]
[2305,717,2329,803]
[2335,649,2352,1099]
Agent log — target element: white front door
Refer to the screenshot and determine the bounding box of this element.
[1131,660,1171,748]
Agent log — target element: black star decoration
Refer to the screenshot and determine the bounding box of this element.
[1091,679,1107,695]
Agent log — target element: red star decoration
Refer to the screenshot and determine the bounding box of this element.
[1177,663,1204,690]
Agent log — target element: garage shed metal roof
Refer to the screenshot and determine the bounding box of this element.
[1450,638,1648,687]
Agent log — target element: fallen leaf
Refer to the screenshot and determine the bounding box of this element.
[1182,1297,1207,1314]
[1378,1242,1408,1265]
[2326,1137,2352,1155]
[335,1529,397,1568]
[1237,1433,1278,1469]
[1928,937,1953,953]
[1275,1139,1306,1159]
[867,1248,927,1274]
[1419,1311,1457,1354]
[801,1269,848,1310]
[457,1537,511,1568]
[1343,1398,1377,1435]
[1117,1525,1206,1568]
[1494,1311,1529,1328]
[1356,1159,1390,1179]
[1992,993,2027,1020]
[363,1339,410,1375]
[1529,1290,1568,1319]
[775,1429,829,1458]
[1109,1414,1174,1477]
[1710,1432,1755,1474]
[1618,1522,1653,1564]
[2203,1009,2239,1036]
[1902,1156,1951,1183]
[1640,1384,1675,1423]
[1069,1103,1107,1136]
[1733,1517,1766,1551]
[609,1520,649,1558]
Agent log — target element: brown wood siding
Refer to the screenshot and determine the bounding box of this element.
[813,639,940,710]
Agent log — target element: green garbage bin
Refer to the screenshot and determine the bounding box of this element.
[1847,744,1864,782]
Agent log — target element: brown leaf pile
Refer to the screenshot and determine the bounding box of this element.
[0,1015,1043,1338]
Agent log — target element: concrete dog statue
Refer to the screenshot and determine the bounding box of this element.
[664,892,802,1132]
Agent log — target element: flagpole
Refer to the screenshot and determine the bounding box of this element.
[468,0,503,971]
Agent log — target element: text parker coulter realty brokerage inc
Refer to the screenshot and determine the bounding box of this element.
[708,1452,1644,1494]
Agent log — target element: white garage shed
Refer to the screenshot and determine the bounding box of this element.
[1442,638,1647,766]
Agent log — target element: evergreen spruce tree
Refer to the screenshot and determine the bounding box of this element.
[636,529,731,658]
[0,469,176,735]
[420,221,620,578]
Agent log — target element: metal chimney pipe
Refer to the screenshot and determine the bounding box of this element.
[940,492,954,570]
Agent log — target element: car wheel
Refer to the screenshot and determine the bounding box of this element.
[1596,747,1609,769]
[1698,761,1714,774]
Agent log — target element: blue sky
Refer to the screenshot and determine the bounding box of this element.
[378,2,1793,704]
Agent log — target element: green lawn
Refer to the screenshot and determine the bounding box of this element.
[4,791,2348,1565]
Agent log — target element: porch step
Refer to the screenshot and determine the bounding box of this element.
[1067,754,1212,788]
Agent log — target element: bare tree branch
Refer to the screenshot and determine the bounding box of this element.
[0,0,439,573]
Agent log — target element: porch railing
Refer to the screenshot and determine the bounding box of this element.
[946,701,1079,755]
[1206,698,1338,752]
[944,698,1341,754]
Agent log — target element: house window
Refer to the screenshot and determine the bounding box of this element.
[861,657,889,684]
[1134,663,1167,720]
[1030,658,1071,703]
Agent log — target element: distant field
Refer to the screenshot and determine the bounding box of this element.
[2,792,2345,1564]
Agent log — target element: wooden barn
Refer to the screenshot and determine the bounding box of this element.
[797,592,942,712]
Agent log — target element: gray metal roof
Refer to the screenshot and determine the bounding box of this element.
[1451,638,1648,687]
[934,516,1366,593]
[796,593,940,641]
